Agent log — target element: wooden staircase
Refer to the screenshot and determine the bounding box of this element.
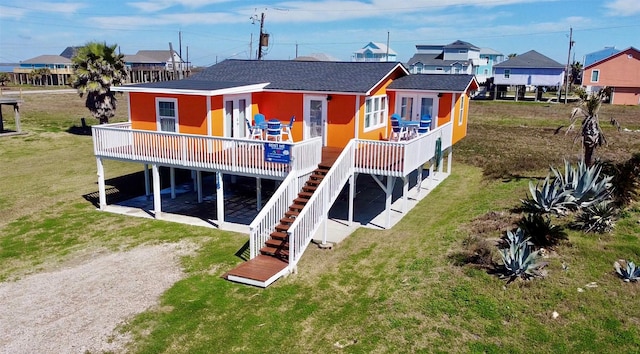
[225,148,341,287]
[258,165,330,262]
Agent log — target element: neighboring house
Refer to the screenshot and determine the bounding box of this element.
[125,50,189,82]
[93,59,478,287]
[492,50,565,101]
[582,47,640,105]
[475,48,505,84]
[294,53,340,61]
[12,54,73,85]
[584,47,620,67]
[352,42,397,62]
[407,40,481,76]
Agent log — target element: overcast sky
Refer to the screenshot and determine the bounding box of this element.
[1,0,638,66]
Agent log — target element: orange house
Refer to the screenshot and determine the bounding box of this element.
[582,47,640,105]
[95,60,478,287]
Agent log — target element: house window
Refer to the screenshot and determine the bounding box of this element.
[591,69,599,83]
[364,95,387,130]
[504,69,510,78]
[156,98,178,132]
[484,69,489,75]
[458,95,465,126]
[436,67,443,71]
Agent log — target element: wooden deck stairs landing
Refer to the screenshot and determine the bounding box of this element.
[226,148,340,287]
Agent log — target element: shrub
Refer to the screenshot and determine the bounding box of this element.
[517,213,567,247]
[601,154,640,207]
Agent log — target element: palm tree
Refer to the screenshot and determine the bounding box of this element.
[567,87,609,166]
[569,61,583,89]
[71,41,127,124]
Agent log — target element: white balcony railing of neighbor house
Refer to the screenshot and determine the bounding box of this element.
[92,123,323,178]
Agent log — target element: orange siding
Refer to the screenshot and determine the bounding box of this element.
[210,95,224,136]
[452,93,470,144]
[129,92,207,134]
[253,92,305,142]
[437,94,453,127]
[583,48,640,105]
[612,88,640,105]
[327,94,356,148]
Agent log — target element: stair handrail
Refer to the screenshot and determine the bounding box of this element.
[287,139,356,266]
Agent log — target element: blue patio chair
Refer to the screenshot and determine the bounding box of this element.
[418,115,432,135]
[266,119,282,141]
[390,114,406,141]
[246,119,262,139]
[254,113,266,128]
[281,115,295,142]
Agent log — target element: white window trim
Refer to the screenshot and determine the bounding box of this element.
[591,69,600,83]
[504,69,511,79]
[156,97,179,133]
[458,95,465,126]
[363,95,387,133]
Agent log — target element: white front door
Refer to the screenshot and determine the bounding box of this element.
[397,93,438,125]
[224,94,251,138]
[303,95,327,145]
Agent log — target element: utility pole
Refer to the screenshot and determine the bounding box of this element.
[386,31,390,62]
[249,33,253,60]
[564,27,574,104]
[257,12,265,60]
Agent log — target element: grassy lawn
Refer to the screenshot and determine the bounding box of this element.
[1,93,639,352]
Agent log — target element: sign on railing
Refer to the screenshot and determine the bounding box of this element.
[264,143,291,164]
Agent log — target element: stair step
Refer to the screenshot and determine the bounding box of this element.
[302,185,317,192]
[313,168,329,175]
[275,223,290,232]
[298,191,314,199]
[284,210,300,218]
[260,246,289,258]
[306,179,322,186]
[293,197,309,205]
[318,163,332,170]
[265,239,289,249]
[289,203,306,212]
[280,217,296,224]
[270,231,288,240]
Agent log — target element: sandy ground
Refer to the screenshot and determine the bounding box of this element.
[0,242,196,353]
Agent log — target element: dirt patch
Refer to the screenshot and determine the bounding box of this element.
[0,241,196,353]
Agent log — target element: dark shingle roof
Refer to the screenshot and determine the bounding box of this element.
[21,55,71,64]
[444,40,480,51]
[387,74,476,92]
[189,59,404,93]
[494,50,563,69]
[407,53,469,66]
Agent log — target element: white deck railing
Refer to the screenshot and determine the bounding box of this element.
[353,121,453,176]
[92,123,322,178]
[287,140,356,266]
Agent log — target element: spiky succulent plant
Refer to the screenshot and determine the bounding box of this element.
[551,159,613,209]
[521,176,575,215]
[517,213,567,247]
[614,260,640,282]
[498,228,545,282]
[573,200,617,233]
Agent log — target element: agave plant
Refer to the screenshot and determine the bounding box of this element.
[498,228,545,282]
[521,176,575,215]
[517,213,567,247]
[573,200,617,233]
[614,260,640,282]
[550,160,613,210]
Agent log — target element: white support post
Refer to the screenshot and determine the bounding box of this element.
[256,177,262,211]
[191,170,197,191]
[429,160,435,180]
[438,155,444,173]
[447,148,453,174]
[417,165,423,194]
[402,176,408,214]
[322,186,328,245]
[348,173,355,226]
[170,167,176,199]
[96,157,106,210]
[386,176,393,229]
[197,170,203,203]
[144,164,150,199]
[152,164,162,218]
[216,172,224,225]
